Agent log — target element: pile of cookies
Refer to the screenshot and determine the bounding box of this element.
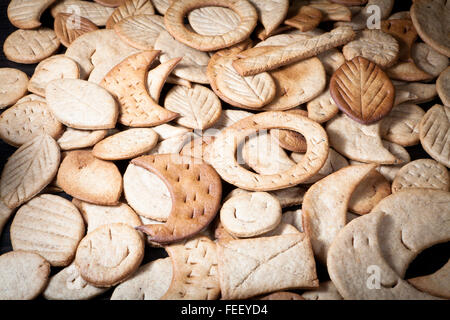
[0,0,449,300]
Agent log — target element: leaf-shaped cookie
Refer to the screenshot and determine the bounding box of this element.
[164,85,222,130]
[106,0,155,29]
[113,14,165,50]
[0,134,60,209]
[51,0,114,26]
[188,6,240,36]
[152,0,170,15]
[207,49,276,109]
[46,79,118,130]
[419,104,450,168]
[54,13,98,47]
[330,56,395,124]
[248,0,289,35]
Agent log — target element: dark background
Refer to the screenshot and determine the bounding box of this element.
[0,0,448,300]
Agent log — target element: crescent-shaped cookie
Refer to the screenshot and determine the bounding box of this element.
[133,154,222,244]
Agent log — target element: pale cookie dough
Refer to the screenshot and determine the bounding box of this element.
[75,223,145,287]
[111,258,173,300]
[220,192,282,238]
[0,68,29,109]
[3,28,60,64]
[392,159,449,193]
[419,104,450,167]
[326,113,400,165]
[28,55,80,97]
[43,263,107,300]
[123,163,172,221]
[0,251,50,300]
[11,194,85,267]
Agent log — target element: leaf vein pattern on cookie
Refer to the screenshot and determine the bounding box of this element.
[223,239,301,291]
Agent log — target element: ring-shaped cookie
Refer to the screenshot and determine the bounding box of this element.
[164,0,258,51]
[209,111,329,191]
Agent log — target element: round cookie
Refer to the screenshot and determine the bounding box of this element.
[380,103,425,147]
[75,223,145,287]
[342,29,399,68]
[220,192,282,238]
[0,251,50,300]
[411,0,450,57]
[11,194,85,267]
[392,159,450,193]
[411,43,449,77]
[327,211,439,300]
[419,104,450,167]
[437,66,450,106]
[0,68,28,109]
[3,28,60,64]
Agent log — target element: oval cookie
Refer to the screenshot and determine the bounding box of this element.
[11,194,85,267]
[46,79,118,130]
[93,128,158,160]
